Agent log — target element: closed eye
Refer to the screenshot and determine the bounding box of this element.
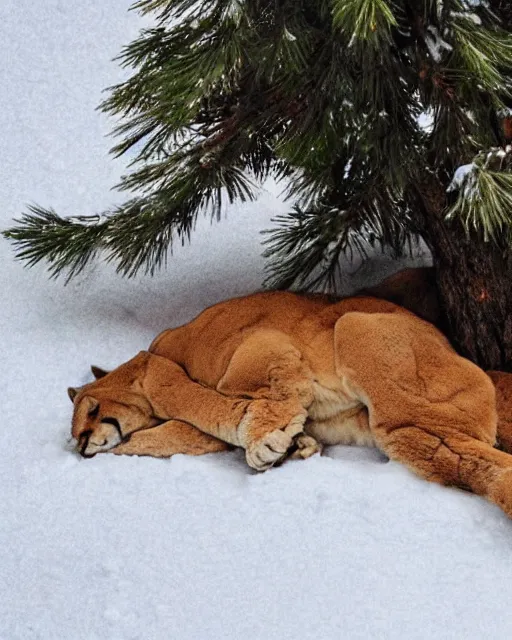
[101,417,123,439]
[101,417,120,428]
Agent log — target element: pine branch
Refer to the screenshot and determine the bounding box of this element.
[263,182,415,291]
[452,18,512,97]
[332,0,397,44]
[3,0,512,287]
[4,163,256,281]
[446,147,512,241]
[3,207,108,284]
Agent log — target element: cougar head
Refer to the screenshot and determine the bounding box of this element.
[68,359,161,458]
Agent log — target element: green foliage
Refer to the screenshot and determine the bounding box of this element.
[3,0,512,287]
[446,148,512,241]
[5,164,255,280]
[5,207,107,283]
[332,0,397,44]
[263,185,415,291]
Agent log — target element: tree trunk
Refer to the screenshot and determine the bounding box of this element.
[412,175,512,372]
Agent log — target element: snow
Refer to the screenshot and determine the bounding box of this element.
[283,27,297,42]
[451,11,483,25]
[417,110,434,133]
[424,25,453,63]
[447,162,478,192]
[1,2,512,639]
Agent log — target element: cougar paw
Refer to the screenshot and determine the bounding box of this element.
[245,415,305,471]
[288,434,322,460]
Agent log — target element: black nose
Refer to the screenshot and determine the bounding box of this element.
[78,430,93,457]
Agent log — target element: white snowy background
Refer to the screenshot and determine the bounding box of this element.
[1,2,512,639]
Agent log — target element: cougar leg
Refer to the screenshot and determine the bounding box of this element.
[142,352,312,470]
[109,420,230,458]
[488,371,512,454]
[373,424,512,515]
[333,311,512,517]
[217,329,315,405]
[217,330,322,463]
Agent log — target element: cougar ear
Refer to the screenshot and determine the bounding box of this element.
[68,387,79,403]
[91,365,109,380]
[83,396,100,415]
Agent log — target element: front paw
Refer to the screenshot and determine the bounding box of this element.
[245,415,306,471]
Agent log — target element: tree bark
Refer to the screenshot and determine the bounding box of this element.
[412,174,512,372]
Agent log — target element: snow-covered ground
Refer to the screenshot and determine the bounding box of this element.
[1,3,512,639]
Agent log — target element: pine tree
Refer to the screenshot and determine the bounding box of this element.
[3,0,512,370]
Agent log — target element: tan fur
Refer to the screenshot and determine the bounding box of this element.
[69,283,512,517]
[488,370,512,454]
